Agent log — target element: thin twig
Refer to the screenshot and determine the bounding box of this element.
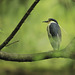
[0,0,40,50]
[6,40,19,47]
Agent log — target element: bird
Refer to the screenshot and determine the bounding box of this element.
[43,18,61,50]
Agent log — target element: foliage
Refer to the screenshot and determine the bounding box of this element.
[0,0,75,75]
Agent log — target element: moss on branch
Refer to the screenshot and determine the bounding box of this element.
[0,38,75,62]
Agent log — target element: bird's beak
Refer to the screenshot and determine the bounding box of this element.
[43,21,48,23]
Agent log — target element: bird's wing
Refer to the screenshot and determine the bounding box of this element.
[49,23,61,40]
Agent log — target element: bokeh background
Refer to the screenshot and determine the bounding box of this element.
[0,0,75,75]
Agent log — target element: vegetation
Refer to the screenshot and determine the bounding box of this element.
[0,0,75,75]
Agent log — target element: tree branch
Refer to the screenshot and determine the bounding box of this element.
[0,37,75,62]
[0,0,40,50]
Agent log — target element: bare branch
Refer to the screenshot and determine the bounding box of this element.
[6,40,19,47]
[0,0,40,50]
[0,51,66,62]
[0,37,75,62]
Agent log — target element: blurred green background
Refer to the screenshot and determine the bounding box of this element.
[0,0,75,75]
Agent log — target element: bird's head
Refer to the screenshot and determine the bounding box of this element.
[43,18,58,24]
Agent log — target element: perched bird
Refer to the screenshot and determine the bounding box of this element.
[43,18,61,50]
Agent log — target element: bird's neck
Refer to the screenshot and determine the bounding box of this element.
[51,21,56,23]
[48,21,57,26]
